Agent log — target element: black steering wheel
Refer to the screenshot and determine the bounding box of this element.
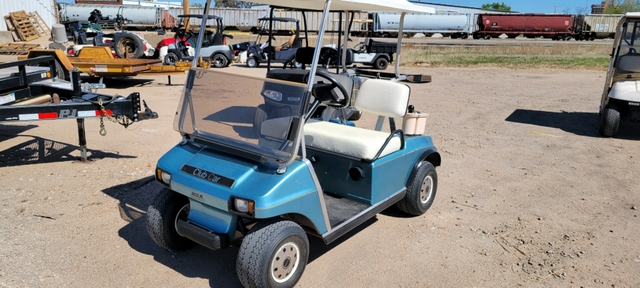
[313,69,350,107]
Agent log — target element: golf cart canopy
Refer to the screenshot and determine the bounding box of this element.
[254,0,435,13]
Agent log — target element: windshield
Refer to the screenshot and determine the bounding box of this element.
[173,69,308,166]
[620,20,640,54]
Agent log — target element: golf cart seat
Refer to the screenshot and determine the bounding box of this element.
[609,80,640,100]
[276,34,297,51]
[304,79,410,160]
[617,53,640,73]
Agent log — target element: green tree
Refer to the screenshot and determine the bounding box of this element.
[191,3,203,8]
[481,2,512,11]
[603,0,640,13]
[215,0,252,8]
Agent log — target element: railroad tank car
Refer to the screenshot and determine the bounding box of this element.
[574,14,622,40]
[371,12,473,38]
[60,4,163,29]
[473,13,574,40]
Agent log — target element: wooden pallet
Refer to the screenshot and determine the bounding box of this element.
[0,43,41,55]
[28,11,50,38]
[3,16,20,42]
[9,11,39,41]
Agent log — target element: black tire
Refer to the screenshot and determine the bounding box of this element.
[396,162,437,216]
[254,104,269,137]
[210,53,229,68]
[236,219,309,288]
[374,57,389,70]
[146,188,196,251]
[247,56,259,68]
[164,52,180,66]
[114,33,144,59]
[599,105,620,137]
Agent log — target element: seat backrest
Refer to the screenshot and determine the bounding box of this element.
[617,54,640,73]
[355,79,410,118]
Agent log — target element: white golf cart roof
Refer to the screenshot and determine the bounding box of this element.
[253,0,435,13]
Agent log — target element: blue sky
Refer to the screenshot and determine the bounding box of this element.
[57,0,598,14]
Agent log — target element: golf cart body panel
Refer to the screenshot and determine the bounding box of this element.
[599,12,640,136]
[147,0,440,286]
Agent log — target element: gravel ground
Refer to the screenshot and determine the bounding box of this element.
[1,65,639,287]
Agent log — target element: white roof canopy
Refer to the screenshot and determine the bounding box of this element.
[248,0,435,13]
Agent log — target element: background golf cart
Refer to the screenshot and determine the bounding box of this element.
[156,14,235,68]
[599,12,640,137]
[146,0,438,288]
[241,17,307,68]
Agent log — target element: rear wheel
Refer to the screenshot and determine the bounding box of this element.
[146,188,196,251]
[599,105,620,137]
[374,57,389,70]
[396,162,437,216]
[237,219,309,288]
[210,53,229,68]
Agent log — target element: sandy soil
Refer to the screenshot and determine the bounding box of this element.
[1,65,639,287]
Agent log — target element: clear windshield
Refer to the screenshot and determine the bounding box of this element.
[173,69,308,166]
[619,20,640,55]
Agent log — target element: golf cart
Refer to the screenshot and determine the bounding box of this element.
[157,14,235,68]
[146,0,438,287]
[599,12,640,137]
[244,17,306,68]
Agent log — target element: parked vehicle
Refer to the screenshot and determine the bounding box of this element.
[243,17,305,68]
[145,0,439,287]
[598,12,640,137]
[156,14,235,68]
[367,12,473,38]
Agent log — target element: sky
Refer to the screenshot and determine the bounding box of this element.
[57,0,599,14]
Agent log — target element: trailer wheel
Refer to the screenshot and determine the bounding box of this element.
[146,188,196,251]
[210,53,229,68]
[246,56,259,68]
[236,219,309,288]
[114,33,144,59]
[396,162,437,216]
[164,52,180,65]
[598,105,620,137]
[374,57,389,70]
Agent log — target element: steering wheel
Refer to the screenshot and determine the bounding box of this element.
[313,69,350,107]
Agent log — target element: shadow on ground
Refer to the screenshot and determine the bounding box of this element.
[104,177,377,287]
[0,134,135,167]
[506,109,640,140]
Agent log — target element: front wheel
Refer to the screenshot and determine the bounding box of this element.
[396,162,437,216]
[246,56,259,68]
[599,105,620,137]
[146,188,196,251]
[237,219,309,288]
[164,52,180,66]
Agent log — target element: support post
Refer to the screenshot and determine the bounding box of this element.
[76,118,88,161]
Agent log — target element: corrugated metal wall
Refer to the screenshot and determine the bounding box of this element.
[0,0,58,32]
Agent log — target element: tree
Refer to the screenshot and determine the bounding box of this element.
[481,2,511,12]
[191,3,203,8]
[215,0,252,8]
[603,0,640,14]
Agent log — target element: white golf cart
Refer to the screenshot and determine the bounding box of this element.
[599,12,640,137]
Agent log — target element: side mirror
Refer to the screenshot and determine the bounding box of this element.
[157,30,166,36]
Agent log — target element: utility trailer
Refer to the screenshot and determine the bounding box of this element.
[0,56,158,161]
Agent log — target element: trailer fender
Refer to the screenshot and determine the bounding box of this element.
[24,50,73,79]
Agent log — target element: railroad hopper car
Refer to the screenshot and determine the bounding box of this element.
[474,13,574,40]
[369,12,473,38]
[574,14,621,40]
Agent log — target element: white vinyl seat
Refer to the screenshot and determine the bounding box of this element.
[304,79,410,160]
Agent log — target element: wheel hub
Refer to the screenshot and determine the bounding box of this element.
[271,242,299,283]
[420,176,433,204]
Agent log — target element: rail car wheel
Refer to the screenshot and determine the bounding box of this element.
[483,35,491,40]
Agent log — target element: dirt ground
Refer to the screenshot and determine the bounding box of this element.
[1,65,639,287]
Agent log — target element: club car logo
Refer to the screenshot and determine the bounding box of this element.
[181,165,235,188]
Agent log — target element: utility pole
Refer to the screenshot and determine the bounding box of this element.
[184,0,190,31]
